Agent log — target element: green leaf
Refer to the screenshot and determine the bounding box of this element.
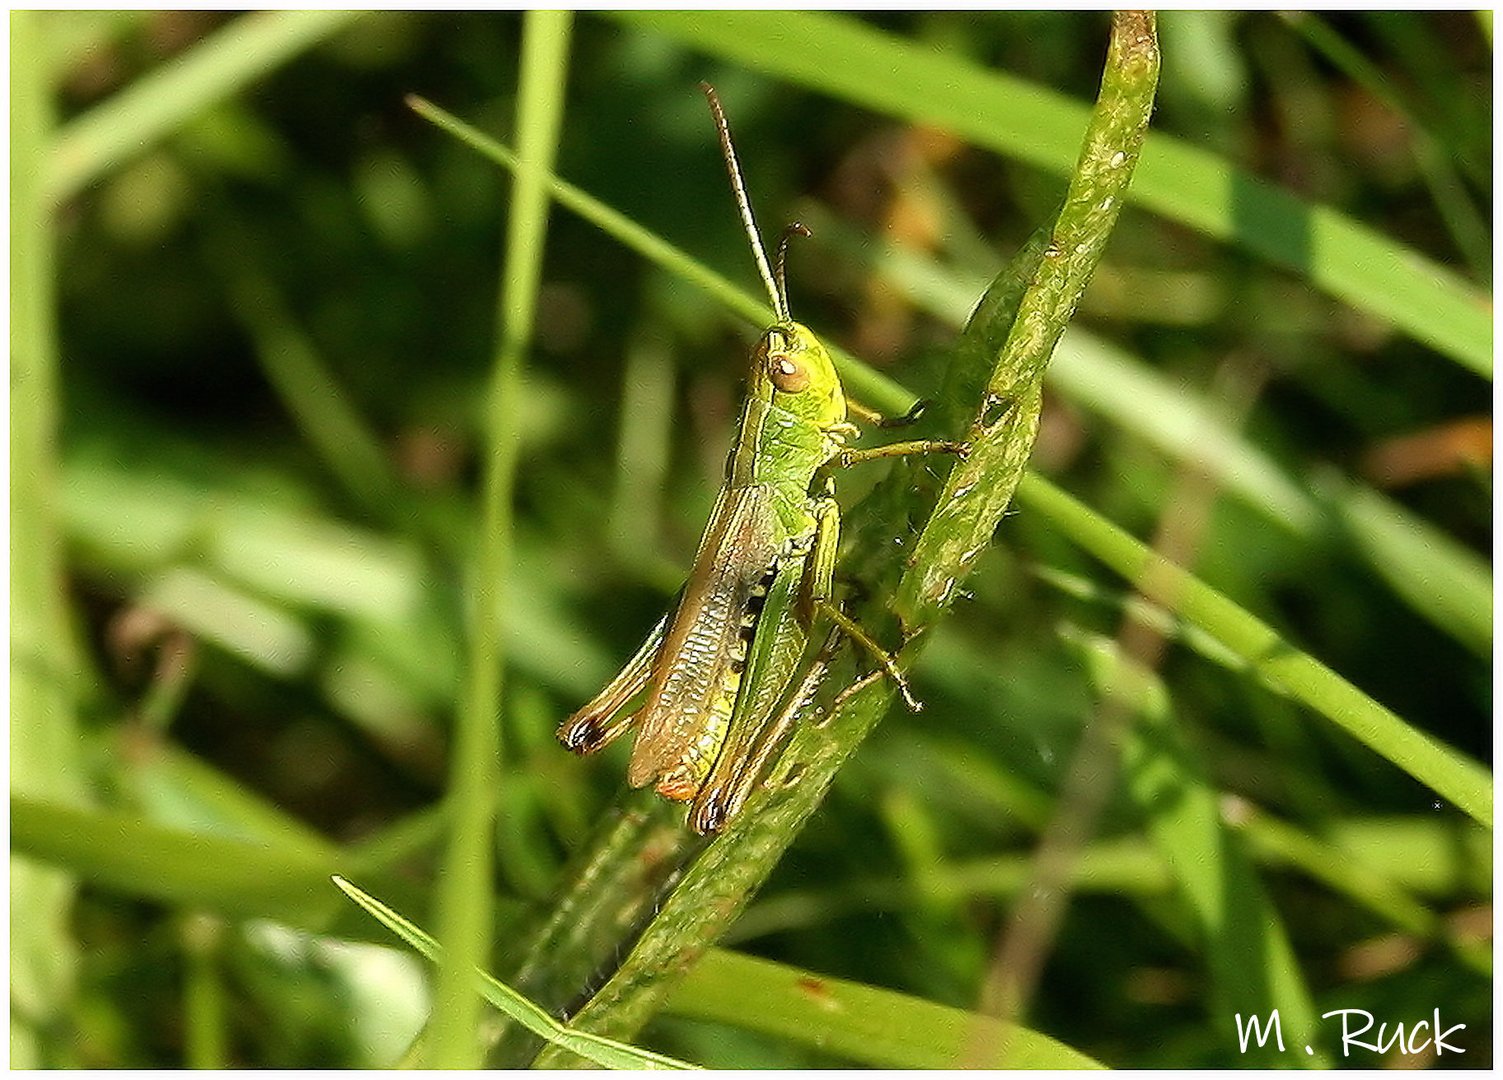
[669,950,1105,1069]
[1016,475,1492,828]
[13,797,344,928]
[49,10,358,201]
[1328,478,1491,657]
[332,876,697,1070]
[612,10,1492,378]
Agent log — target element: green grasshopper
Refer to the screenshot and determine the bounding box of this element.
[558,85,964,835]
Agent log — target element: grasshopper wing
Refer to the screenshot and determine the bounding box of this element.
[626,484,782,797]
[557,608,671,754]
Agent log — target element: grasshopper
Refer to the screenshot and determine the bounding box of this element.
[558,85,964,835]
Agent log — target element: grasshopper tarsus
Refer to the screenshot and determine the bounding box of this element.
[891,671,923,713]
[848,397,929,429]
[816,599,923,712]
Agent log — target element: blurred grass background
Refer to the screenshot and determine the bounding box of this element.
[10,10,1491,1069]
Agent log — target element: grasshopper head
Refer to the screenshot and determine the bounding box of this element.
[752,321,846,427]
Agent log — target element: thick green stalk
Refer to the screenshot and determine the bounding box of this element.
[530,13,1159,1066]
[427,11,573,1068]
[11,11,86,1065]
[485,791,700,1064]
[894,11,1157,629]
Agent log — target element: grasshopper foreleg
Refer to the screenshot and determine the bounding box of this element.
[837,439,969,469]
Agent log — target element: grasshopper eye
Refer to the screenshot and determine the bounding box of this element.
[767,352,810,393]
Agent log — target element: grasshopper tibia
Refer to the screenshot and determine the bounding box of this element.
[838,439,970,470]
[816,600,922,712]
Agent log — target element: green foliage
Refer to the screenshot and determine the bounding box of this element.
[333,876,695,1069]
[11,10,1490,1070]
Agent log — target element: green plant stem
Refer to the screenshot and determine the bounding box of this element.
[529,14,1159,1066]
[428,11,573,1068]
[11,11,86,1064]
[487,791,700,1064]
[894,11,1157,630]
[181,914,228,1069]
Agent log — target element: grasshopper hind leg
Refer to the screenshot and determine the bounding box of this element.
[803,492,922,711]
[690,630,837,835]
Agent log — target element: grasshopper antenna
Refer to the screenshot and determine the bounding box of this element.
[701,82,787,323]
[774,222,812,321]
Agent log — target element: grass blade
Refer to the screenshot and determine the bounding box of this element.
[228,274,399,518]
[405,94,915,415]
[1328,478,1492,657]
[1233,807,1489,973]
[1015,475,1492,828]
[428,10,573,1069]
[13,797,345,928]
[11,12,86,1063]
[669,950,1104,1069]
[332,877,696,1070]
[1072,630,1322,1065]
[614,10,1492,378]
[49,10,357,201]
